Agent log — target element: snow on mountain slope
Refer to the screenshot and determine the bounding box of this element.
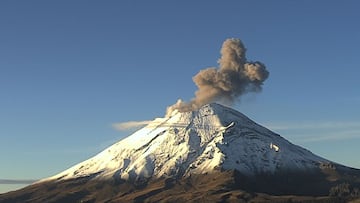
[40,103,329,183]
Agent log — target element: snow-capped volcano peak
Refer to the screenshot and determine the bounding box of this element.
[41,103,328,183]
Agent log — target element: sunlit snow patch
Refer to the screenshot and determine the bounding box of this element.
[270,142,280,152]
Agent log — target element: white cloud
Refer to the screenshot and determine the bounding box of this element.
[112,120,152,131]
[291,130,360,143]
[264,121,360,131]
[263,121,360,143]
[0,179,37,184]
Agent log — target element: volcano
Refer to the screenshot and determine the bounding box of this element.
[1,103,360,202]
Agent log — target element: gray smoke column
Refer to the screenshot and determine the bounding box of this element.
[166,38,269,116]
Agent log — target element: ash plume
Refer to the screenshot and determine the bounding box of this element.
[166,38,269,116]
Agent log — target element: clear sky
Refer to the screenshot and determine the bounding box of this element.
[1,0,360,193]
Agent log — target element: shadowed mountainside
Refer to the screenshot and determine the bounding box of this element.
[1,166,360,203]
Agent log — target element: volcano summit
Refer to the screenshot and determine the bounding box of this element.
[40,103,331,181]
[1,103,360,202]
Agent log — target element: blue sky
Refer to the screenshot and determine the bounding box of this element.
[1,1,360,193]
